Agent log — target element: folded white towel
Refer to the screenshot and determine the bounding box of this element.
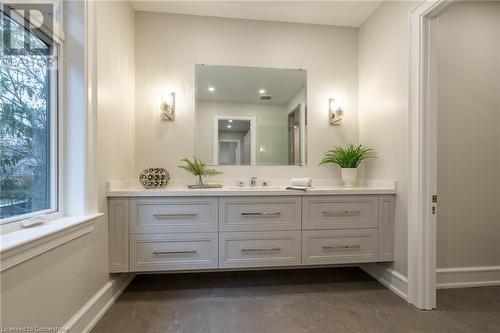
[289,177,312,187]
[286,186,310,192]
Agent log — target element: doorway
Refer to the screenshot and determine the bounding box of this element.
[213,116,256,165]
[408,0,500,310]
[435,1,500,288]
[218,140,240,165]
[288,105,301,165]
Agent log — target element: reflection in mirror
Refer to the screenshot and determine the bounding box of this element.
[216,118,255,165]
[195,65,307,166]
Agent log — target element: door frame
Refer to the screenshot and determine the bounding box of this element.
[287,102,307,166]
[408,0,454,310]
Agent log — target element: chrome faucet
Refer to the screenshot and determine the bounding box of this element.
[250,177,257,187]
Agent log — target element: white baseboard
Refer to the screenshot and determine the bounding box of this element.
[60,273,135,333]
[437,266,500,289]
[360,263,408,300]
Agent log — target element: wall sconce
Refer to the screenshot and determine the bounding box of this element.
[160,92,175,121]
[329,98,344,125]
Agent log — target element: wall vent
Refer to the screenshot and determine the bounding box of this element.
[260,95,272,101]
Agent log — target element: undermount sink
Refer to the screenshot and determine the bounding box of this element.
[227,186,283,191]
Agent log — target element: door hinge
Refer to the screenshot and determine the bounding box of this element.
[432,206,436,215]
[432,195,438,203]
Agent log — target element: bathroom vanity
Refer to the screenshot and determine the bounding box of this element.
[106,65,396,274]
[107,184,395,273]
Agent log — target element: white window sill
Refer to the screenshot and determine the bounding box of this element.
[0,214,103,272]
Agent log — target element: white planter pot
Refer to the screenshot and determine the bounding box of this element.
[341,168,358,187]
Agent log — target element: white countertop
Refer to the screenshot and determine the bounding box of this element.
[106,179,396,197]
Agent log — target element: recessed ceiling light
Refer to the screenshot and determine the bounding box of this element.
[227,125,232,128]
[228,119,233,123]
[259,89,266,94]
[208,87,215,92]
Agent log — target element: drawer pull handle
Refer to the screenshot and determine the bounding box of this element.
[322,210,361,216]
[241,212,281,217]
[241,247,281,252]
[322,245,361,250]
[153,213,197,218]
[153,250,197,255]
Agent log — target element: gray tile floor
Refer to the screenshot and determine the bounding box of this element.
[92,267,500,333]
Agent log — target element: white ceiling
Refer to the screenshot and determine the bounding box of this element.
[130,1,383,27]
[196,65,306,104]
[219,119,251,132]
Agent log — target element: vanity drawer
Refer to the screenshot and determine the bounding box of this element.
[130,233,218,271]
[219,231,301,268]
[302,195,378,230]
[302,229,378,265]
[130,197,218,233]
[219,196,301,231]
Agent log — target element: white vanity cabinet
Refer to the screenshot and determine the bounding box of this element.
[219,196,302,268]
[301,195,395,265]
[130,233,218,271]
[109,197,218,273]
[302,195,379,230]
[302,229,379,265]
[129,197,218,233]
[108,193,395,273]
[109,198,130,273]
[219,231,302,268]
[219,196,301,232]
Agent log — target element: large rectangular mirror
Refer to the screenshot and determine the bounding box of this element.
[195,65,307,166]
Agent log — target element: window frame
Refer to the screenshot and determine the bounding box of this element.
[0,8,64,226]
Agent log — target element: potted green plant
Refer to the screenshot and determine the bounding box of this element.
[178,156,223,188]
[319,144,376,187]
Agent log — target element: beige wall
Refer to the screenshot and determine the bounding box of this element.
[0,1,136,329]
[436,2,500,268]
[96,1,136,211]
[358,1,419,276]
[135,12,359,179]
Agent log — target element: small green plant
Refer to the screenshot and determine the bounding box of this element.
[178,156,222,185]
[319,144,376,168]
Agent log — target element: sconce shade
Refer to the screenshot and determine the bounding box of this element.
[329,98,336,112]
[161,92,175,121]
[329,98,343,126]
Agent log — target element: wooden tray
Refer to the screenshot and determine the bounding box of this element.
[187,184,223,189]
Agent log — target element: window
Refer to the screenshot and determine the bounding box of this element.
[0,8,59,223]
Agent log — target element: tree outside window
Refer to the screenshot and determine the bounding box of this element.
[1,10,56,220]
